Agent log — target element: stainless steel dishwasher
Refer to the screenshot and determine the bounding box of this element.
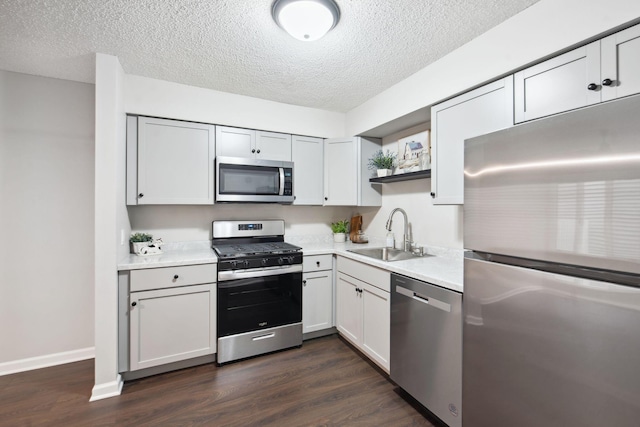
[390,273,462,427]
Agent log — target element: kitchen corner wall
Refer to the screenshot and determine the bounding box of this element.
[0,71,95,368]
[361,123,463,249]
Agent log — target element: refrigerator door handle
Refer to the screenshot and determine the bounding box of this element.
[396,285,451,312]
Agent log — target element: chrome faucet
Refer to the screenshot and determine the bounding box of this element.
[385,208,412,252]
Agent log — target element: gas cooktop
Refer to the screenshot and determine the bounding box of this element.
[213,241,301,259]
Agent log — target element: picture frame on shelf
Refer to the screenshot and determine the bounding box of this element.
[395,130,431,174]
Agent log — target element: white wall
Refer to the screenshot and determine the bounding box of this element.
[346,0,640,136]
[92,53,127,401]
[0,71,95,371]
[128,205,360,243]
[361,123,463,249]
[125,75,346,138]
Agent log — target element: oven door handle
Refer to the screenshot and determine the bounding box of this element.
[218,264,302,282]
[278,167,285,196]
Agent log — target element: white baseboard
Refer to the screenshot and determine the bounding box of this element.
[0,347,95,376]
[90,375,123,401]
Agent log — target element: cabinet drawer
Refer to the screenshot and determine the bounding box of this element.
[303,254,333,272]
[337,256,390,292]
[130,264,217,292]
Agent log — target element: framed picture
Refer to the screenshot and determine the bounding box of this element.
[396,130,430,173]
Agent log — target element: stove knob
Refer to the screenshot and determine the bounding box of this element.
[261,258,268,266]
[243,260,250,268]
[278,257,284,265]
[287,256,295,264]
[229,261,237,269]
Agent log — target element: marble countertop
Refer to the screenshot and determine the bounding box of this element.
[118,236,463,293]
[118,241,218,271]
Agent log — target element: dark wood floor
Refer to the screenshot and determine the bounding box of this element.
[0,335,437,426]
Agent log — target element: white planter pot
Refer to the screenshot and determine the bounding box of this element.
[376,169,393,177]
[333,233,346,243]
[130,241,151,255]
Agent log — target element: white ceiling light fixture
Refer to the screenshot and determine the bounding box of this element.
[272,0,340,42]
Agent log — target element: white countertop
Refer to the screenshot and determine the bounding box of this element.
[287,236,463,293]
[118,241,218,270]
[117,236,464,293]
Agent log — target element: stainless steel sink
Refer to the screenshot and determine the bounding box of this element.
[347,247,429,262]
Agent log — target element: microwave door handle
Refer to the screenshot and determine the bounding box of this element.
[279,167,285,196]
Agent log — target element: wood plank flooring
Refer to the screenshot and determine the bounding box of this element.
[0,335,439,426]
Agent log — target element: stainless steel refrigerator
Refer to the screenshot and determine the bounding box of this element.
[463,94,640,427]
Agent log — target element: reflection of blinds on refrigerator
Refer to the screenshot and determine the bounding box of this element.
[556,179,640,260]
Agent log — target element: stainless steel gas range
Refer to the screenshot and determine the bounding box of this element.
[212,220,303,364]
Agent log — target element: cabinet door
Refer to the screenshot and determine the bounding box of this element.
[336,272,362,344]
[129,284,216,371]
[215,126,256,158]
[601,23,640,102]
[431,77,513,205]
[292,135,324,205]
[362,282,390,372]
[256,131,292,161]
[302,271,333,334]
[324,137,358,206]
[514,41,601,123]
[136,117,215,205]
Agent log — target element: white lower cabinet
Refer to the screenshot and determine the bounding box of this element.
[128,264,217,371]
[336,257,390,372]
[302,254,334,335]
[302,271,333,334]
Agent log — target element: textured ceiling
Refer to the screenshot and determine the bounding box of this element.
[0,0,539,112]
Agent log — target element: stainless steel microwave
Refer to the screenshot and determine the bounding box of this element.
[215,156,294,203]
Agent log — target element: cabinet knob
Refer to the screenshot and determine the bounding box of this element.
[303,280,307,286]
[251,149,256,153]
[602,78,613,86]
[131,302,137,307]
[138,193,144,198]
[430,192,435,198]
[587,83,598,91]
[324,197,328,201]
[173,274,179,280]
[316,261,320,267]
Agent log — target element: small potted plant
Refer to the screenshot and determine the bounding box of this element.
[368,149,396,177]
[330,219,350,243]
[130,232,153,255]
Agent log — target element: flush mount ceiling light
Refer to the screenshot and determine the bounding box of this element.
[272,0,340,41]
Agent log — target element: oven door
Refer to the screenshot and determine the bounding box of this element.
[217,269,302,337]
[216,156,293,203]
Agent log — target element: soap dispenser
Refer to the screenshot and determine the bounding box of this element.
[386,231,395,248]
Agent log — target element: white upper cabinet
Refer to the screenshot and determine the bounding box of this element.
[292,135,324,205]
[601,23,640,102]
[431,76,514,205]
[127,116,215,205]
[515,22,640,122]
[515,41,601,123]
[324,136,382,206]
[256,131,292,161]
[215,126,255,158]
[216,126,292,161]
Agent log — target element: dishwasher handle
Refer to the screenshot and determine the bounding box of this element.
[395,284,451,312]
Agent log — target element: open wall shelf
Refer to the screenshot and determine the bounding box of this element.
[369,169,431,184]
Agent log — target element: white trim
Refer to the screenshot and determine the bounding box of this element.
[0,347,95,377]
[90,374,124,402]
